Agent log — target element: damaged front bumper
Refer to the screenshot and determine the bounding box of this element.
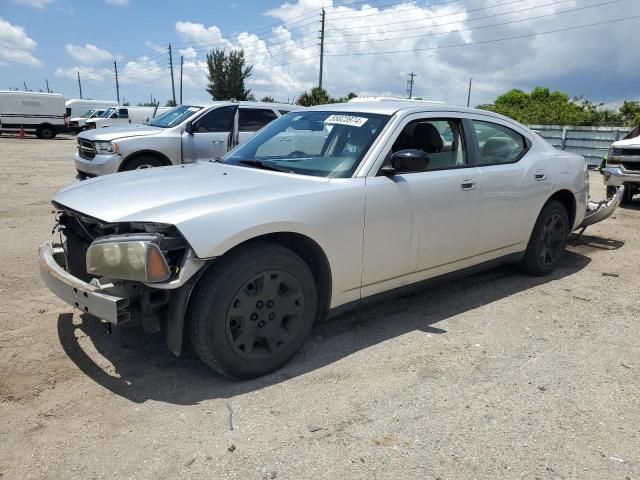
[39,241,129,324]
[576,185,624,230]
[602,166,640,187]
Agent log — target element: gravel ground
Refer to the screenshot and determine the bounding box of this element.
[0,135,638,480]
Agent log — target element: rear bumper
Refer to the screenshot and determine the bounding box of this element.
[39,242,129,324]
[602,166,640,186]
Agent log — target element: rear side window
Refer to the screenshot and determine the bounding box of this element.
[118,108,129,119]
[239,108,277,131]
[195,106,236,133]
[472,121,528,165]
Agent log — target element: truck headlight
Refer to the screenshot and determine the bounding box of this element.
[93,141,119,154]
[86,235,170,282]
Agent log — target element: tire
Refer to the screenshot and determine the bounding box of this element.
[606,185,617,199]
[621,186,634,206]
[37,125,54,139]
[121,155,165,171]
[188,241,318,378]
[518,200,569,276]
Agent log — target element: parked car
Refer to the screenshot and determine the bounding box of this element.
[74,101,298,178]
[40,101,623,378]
[84,106,171,130]
[603,126,640,205]
[68,108,108,133]
[65,99,118,122]
[0,91,67,139]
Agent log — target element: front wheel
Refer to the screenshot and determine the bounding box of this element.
[518,200,569,276]
[121,156,165,171]
[188,242,318,378]
[37,125,54,139]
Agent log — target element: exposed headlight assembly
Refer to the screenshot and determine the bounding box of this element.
[608,147,623,157]
[93,141,119,154]
[86,234,171,282]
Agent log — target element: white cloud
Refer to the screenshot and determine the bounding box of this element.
[0,18,41,66]
[106,0,128,6]
[14,0,53,9]
[174,0,640,105]
[65,43,113,64]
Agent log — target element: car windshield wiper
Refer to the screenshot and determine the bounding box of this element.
[238,159,294,173]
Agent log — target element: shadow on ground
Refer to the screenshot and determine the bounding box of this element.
[58,248,596,405]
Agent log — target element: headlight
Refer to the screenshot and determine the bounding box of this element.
[608,147,623,156]
[93,141,119,154]
[86,235,170,282]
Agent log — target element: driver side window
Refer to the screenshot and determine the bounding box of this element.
[384,118,467,172]
[194,106,236,133]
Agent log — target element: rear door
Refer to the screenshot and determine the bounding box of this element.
[182,105,238,163]
[469,118,551,255]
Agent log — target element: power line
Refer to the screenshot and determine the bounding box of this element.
[323,0,621,45]
[325,0,574,37]
[323,14,640,57]
[327,0,465,20]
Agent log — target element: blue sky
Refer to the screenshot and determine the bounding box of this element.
[2,0,640,107]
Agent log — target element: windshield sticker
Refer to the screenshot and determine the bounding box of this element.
[324,115,368,127]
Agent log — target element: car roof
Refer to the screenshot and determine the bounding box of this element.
[189,101,299,110]
[304,101,519,124]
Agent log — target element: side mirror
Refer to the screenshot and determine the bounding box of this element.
[382,149,430,175]
[185,121,194,135]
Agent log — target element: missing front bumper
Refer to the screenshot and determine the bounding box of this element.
[576,186,624,230]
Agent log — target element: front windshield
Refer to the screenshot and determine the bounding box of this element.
[147,105,203,128]
[223,111,390,178]
[80,109,97,118]
[100,107,116,118]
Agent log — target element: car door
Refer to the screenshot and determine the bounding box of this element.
[361,114,482,298]
[182,105,238,163]
[468,117,551,255]
[238,107,278,143]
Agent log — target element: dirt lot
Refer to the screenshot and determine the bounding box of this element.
[0,135,638,480]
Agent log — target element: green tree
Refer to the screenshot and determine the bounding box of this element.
[297,87,333,106]
[620,101,640,126]
[165,99,177,107]
[205,48,253,101]
[260,95,275,103]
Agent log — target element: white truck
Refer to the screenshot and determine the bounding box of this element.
[65,99,118,121]
[0,91,67,139]
[75,101,297,177]
[603,126,640,205]
[85,106,171,129]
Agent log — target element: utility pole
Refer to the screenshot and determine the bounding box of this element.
[406,72,417,99]
[77,72,82,99]
[114,61,120,104]
[168,44,176,106]
[24,81,28,91]
[179,55,184,105]
[45,78,50,93]
[467,77,473,107]
[319,8,325,89]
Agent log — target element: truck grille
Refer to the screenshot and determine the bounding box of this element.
[77,139,95,160]
[621,161,640,172]
[620,148,640,156]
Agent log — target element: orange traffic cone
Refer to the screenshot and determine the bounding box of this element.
[18,127,25,139]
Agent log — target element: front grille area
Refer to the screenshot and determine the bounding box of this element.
[77,139,95,160]
[621,161,640,172]
[620,148,640,156]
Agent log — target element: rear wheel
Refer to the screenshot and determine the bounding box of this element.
[37,125,54,140]
[121,155,165,171]
[188,242,318,378]
[518,200,569,276]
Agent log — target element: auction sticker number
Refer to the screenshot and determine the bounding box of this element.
[324,115,368,127]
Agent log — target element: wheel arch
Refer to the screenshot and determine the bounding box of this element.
[119,150,172,171]
[545,188,576,229]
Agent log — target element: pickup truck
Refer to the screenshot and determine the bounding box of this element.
[75,101,297,178]
[603,126,640,205]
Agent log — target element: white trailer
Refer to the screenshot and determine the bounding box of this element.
[0,91,67,139]
[85,106,171,129]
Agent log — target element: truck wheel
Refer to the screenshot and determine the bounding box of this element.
[188,242,318,379]
[621,186,634,206]
[121,156,164,171]
[37,125,54,140]
[606,186,617,199]
[517,200,569,276]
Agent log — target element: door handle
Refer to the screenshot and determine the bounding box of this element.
[460,178,477,191]
[212,140,224,144]
[535,170,547,181]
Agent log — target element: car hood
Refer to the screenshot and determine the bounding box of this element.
[612,136,640,148]
[53,162,330,225]
[78,124,163,141]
